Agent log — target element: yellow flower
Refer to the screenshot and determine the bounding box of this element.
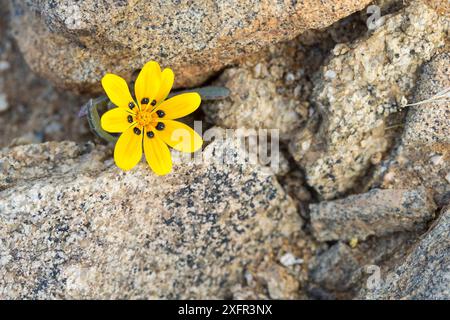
[100,61,203,175]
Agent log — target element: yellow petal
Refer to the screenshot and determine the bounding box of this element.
[153,68,174,105]
[101,74,135,109]
[157,120,203,152]
[135,61,161,108]
[101,108,134,133]
[144,128,172,175]
[153,92,201,120]
[114,125,143,171]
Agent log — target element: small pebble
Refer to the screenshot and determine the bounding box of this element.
[280,253,304,267]
[430,154,444,166]
[324,70,337,79]
[0,61,10,71]
[0,93,9,112]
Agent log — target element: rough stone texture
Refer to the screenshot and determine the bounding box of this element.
[308,231,421,299]
[363,207,450,299]
[403,53,450,147]
[9,0,372,93]
[0,139,311,299]
[289,1,448,199]
[203,49,304,141]
[423,0,450,17]
[202,9,371,142]
[198,126,290,177]
[203,41,320,141]
[0,4,90,148]
[0,141,109,191]
[309,243,361,293]
[1,0,449,301]
[310,188,437,242]
[377,53,450,206]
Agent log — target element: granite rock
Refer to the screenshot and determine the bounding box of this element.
[9,0,372,93]
[203,41,321,141]
[0,141,109,191]
[423,0,450,16]
[289,1,448,199]
[310,188,437,242]
[363,207,450,299]
[0,4,89,148]
[378,53,450,206]
[308,231,422,298]
[403,53,450,147]
[0,139,308,299]
[309,243,361,293]
[202,8,372,142]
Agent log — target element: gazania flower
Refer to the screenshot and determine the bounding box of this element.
[100,61,203,175]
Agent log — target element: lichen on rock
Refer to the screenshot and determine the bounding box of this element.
[0,139,309,299]
[1,0,449,301]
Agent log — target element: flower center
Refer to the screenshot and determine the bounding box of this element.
[135,109,157,128]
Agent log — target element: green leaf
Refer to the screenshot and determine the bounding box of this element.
[86,96,118,143]
[169,86,230,100]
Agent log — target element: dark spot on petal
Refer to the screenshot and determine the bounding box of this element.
[127,115,133,123]
[156,110,165,118]
[133,127,142,135]
[141,98,149,104]
[156,122,165,130]
[147,131,155,138]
